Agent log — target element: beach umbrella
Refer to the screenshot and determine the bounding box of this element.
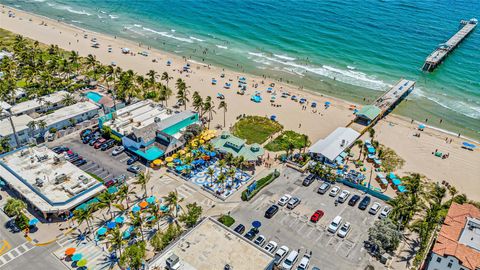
[107,221,116,229]
[65,247,76,256]
[132,205,141,213]
[97,227,107,236]
[179,149,186,155]
[115,216,125,224]
[153,159,163,166]
[199,139,205,144]
[325,101,331,106]
[418,124,426,130]
[252,220,262,228]
[167,162,175,167]
[146,196,156,204]
[72,253,83,262]
[209,152,216,157]
[28,218,39,226]
[122,230,131,239]
[146,216,156,222]
[139,201,148,208]
[165,156,174,162]
[77,258,87,267]
[107,186,118,194]
[462,142,476,149]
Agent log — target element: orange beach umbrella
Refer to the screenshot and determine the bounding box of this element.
[65,247,76,256]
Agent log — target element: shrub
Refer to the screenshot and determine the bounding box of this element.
[15,213,29,230]
[49,127,57,134]
[241,170,280,201]
[218,215,235,227]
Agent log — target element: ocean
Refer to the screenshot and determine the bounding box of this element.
[2,0,480,139]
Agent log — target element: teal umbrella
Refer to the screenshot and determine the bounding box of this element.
[146,196,156,204]
[72,253,83,261]
[97,227,107,236]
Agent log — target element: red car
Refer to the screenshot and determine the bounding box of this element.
[93,138,107,149]
[310,210,324,223]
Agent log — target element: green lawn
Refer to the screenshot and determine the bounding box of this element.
[232,116,283,144]
[217,215,235,227]
[265,130,310,152]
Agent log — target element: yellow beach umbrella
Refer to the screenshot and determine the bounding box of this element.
[199,139,205,144]
[153,159,163,165]
[172,153,178,158]
[165,156,174,162]
[185,153,192,158]
[191,142,198,147]
[178,149,186,155]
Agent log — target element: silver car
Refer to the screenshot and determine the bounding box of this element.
[287,197,301,209]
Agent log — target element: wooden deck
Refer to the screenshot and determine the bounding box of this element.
[422,19,477,72]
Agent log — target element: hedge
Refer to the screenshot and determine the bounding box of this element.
[241,170,280,201]
[218,215,235,227]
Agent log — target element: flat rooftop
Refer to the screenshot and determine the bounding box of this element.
[0,146,105,214]
[0,114,33,136]
[36,101,99,126]
[149,218,273,270]
[10,90,68,115]
[374,79,415,111]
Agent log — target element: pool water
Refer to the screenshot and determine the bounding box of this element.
[162,116,199,136]
[85,91,103,103]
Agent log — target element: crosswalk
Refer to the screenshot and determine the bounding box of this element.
[56,235,109,270]
[0,241,35,268]
[176,184,197,199]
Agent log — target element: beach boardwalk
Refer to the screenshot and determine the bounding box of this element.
[54,234,112,270]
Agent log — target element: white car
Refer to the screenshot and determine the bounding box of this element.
[369,202,381,215]
[379,206,391,219]
[337,222,351,238]
[112,146,125,156]
[282,249,299,270]
[329,186,341,197]
[278,194,292,206]
[274,245,289,266]
[296,251,312,270]
[327,215,342,233]
[254,235,266,247]
[337,190,351,203]
[264,241,278,254]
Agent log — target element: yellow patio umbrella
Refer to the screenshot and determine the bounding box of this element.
[178,149,186,155]
[199,139,205,144]
[191,142,198,147]
[185,153,192,158]
[165,156,174,162]
[152,159,163,165]
[172,153,178,158]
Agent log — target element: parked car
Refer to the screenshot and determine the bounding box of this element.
[72,159,87,166]
[245,227,259,240]
[105,179,116,188]
[265,205,279,218]
[348,194,361,206]
[254,235,266,246]
[93,138,107,149]
[80,128,92,138]
[358,196,371,210]
[329,186,341,197]
[337,190,351,203]
[287,197,301,209]
[69,156,83,163]
[274,246,290,266]
[278,194,292,206]
[112,146,125,156]
[317,182,331,194]
[88,136,100,145]
[127,165,141,174]
[234,224,245,234]
[127,155,139,165]
[379,206,392,219]
[282,249,299,270]
[47,133,55,141]
[310,210,324,223]
[369,202,381,215]
[264,241,278,254]
[52,146,69,154]
[302,174,315,186]
[337,222,351,238]
[327,216,342,233]
[296,251,312,270]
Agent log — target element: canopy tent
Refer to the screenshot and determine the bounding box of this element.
[29,218,39,226]
[397,185,407,193]
[392,179,402,186]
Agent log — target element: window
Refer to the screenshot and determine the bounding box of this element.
[447,262,452,268]
[436,257,442,263]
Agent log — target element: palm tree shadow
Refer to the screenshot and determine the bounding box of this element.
[396,236,420,268]
[70,230,91,245]
[97,253,118,270]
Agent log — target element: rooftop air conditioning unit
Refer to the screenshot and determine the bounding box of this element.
[340,139,346,147]
[154,117,161,123]
[55,173,67,184]
[35,177,44,187]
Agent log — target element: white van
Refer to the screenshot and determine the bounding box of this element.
[327,216,342,233]
[281,249,299,270]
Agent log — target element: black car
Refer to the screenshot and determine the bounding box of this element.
[358,196,371,210]
[302,174,316,186]
[52,146,69,154]
[234,224,246,234]
[101,139,116,151]
[348,195,361,206]
[265,205,279,218]
[245,227,259,240]
[127,155,139,165]
[73,159,87,166]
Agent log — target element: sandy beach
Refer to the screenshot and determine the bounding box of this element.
[1,6,479,201]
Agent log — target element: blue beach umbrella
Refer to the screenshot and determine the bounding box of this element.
[115,216,125,224]
[132,205,141,213]
[122,230,131,239]
[462,142,476,149]
[418,124,426,130]
[29,218,39,226]
[325,101,331,106]
[107,221,116,229]
[146,196,156,204]
[252,220,262,228]
[72,253,83,262]
[97,227,107,236]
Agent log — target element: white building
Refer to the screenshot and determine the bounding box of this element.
[426,203,480,270]
[0,146,105,218]
[309,127,360,163]
[148,217,274,270]
[0,114,34,148]
[9,90,68,116]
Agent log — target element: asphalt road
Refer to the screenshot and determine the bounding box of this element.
[230,167,383,270]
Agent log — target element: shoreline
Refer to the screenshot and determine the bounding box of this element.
[1,5,479,201]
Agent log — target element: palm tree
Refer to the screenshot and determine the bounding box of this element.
[146,70,158,89]
[37,120,47,137]
[163,191,184,218]
[218,159,226,175]
[354,140,364,161]
[84,54,98,75]
[27,120,37,138]
[218,100,227,127]
[68,50,80,75]
[116,184,135,209]
[61,92,77,106]
[134,169,151,198]
[95,191,117,218]
[130,213,145,242]
[192,91,203,115]
[206,167,215,186]
[73,207,94,235]
[0,108,20,149]
[227,167,236,188]
[107,227,126,257]
[161,71,173,86]
[203,96,215,128]
[175,78,189,109]
[217,173,227,188]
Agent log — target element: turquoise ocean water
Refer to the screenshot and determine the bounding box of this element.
[2,0,480,139]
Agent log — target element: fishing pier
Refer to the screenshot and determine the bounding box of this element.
[422,18,477,72]
[348,79,416,133]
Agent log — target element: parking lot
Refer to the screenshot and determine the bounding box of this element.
[46,130,145,183]
[230,167,384,270]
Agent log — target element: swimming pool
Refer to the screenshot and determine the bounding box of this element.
[85,91,103,103]
[162,115,199,136]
